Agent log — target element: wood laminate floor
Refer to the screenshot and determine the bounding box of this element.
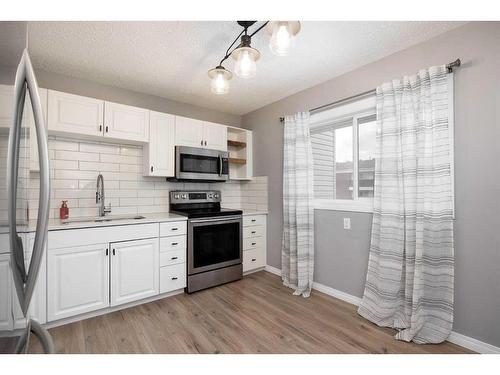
[31,271,473,354]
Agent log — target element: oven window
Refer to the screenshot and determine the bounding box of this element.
[192,222,240,268]
[180,153,219,174]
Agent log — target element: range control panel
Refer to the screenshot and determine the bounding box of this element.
[170,190,221,204]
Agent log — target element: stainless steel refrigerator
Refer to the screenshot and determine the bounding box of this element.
[0,49,53,353]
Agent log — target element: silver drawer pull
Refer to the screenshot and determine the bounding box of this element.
[171,256,178,260]
[171,277,178,280]
[171,242,178,246]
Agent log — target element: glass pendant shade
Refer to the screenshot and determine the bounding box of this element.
[267,21,301,56]
[231,46,260,79]
[208,66,232,95]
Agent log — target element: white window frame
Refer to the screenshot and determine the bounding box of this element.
[310,95,376,213]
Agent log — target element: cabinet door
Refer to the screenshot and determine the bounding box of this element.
[28,88,48,172]
[144,111,175,177]
[0,84,16,129]
[104,101,149,142]
[47,90,104,137]
[203,121,227,151]
[110,238,159,307]
[47,243,109,322]
[13,235,47,327]
[0,254,13,331]
[175,116,204,148]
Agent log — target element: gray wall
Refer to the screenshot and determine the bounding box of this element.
[242,22,500,347]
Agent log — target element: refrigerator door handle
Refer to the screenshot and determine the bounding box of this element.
[7,49,50,315]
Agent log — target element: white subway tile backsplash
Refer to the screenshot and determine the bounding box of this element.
[28,137,267,219]
[55,150,99,162]
[79,161,120,172]
[79,142,120,155]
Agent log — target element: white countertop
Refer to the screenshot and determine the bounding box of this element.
[240,210,268,216]
[22,210,266,232]
[27,212,187,232]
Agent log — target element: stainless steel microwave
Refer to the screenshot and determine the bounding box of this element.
[170,146,230,182]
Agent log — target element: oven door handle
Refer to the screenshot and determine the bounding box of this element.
[190,216,242,224]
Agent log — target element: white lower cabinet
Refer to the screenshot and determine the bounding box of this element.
[0,253,12,331]
[110,238,159,307]
[159,263,186,294]
[242,214,267,273]
[46,222,186,323]
[13,244,47,328]
[47,243,110,321]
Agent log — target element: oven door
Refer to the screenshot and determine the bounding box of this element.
[175,146,229,181]
[188,216,242,275]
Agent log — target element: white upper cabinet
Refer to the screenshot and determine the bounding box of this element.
[47,243,110,322]
[175,116,227,151]
[143,111,175,177]
[47,90,104,137]
[175,116,205,148]
[104,101,149,142]
[110,238,159,307]
[0,85,14,129]
[204,121,227,151]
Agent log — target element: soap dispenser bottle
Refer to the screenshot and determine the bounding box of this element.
[60,200,69,219]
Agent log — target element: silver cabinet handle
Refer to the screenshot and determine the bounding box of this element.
[8,49,50,315]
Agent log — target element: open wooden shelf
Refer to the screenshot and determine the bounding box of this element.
[229,157,247,165]
[227,139,247,148]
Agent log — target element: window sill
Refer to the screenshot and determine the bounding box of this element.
[314,199,373,213]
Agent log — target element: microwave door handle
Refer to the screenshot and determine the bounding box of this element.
[219,155,222,177]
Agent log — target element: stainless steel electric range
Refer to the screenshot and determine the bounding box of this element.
[169,190,243,293]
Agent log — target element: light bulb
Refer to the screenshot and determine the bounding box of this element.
[267,21,301,57]
[211,71,229,94]
[234,49,257,79]
[208,66,232,95]
[270,24,293,56]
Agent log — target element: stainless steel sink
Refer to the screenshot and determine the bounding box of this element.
[61,215,146,224]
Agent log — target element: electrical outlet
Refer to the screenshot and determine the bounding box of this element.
[343,217,351,230]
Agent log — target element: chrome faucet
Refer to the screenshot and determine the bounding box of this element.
[96,173,111,217]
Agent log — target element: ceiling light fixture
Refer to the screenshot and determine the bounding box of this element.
[267,21,301,56]
[208,20,300,94]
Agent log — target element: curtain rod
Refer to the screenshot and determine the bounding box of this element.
[279,58,461,123]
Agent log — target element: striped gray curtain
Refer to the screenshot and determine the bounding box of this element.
[282,112,314,297]
[358,66,454,343]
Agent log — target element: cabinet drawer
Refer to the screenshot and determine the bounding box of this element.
[160,221,187,237]
[159,235,186,253]
[244,237,263,251]
[243,225,263,239]
[160,249,186,267]
[243,248,265,272]
[160,264,186,293]
[243,215,265,227]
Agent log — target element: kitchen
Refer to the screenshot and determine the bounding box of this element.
[1,3,500,373]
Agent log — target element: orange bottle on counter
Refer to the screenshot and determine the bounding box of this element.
[60,200,69,220]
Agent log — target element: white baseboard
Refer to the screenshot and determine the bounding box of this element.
[447,331,500,354]
[264,265,500,354]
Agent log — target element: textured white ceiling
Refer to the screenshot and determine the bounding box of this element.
[8,21,466,115]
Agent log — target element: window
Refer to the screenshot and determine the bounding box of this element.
[310,95,376,212]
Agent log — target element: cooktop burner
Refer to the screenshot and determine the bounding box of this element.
[169,190,242,219]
